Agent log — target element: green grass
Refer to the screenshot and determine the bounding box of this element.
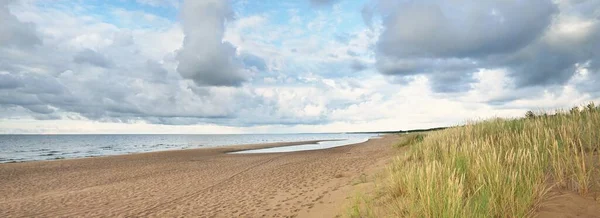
[350,103,600,217]
[394,133,425,148]
[352,173,369,186]
[348,192,375,218]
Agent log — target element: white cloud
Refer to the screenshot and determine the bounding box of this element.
[176,0,253,87]
[1,0,599,134]
[135,0,179,8]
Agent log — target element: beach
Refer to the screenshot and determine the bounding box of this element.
[0,134,399,217]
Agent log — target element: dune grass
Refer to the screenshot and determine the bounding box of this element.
[350,103,600,217]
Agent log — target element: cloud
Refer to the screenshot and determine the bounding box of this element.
[175,0,249,87]
[360,4,374,28]
[350,60,367,72]
[0,2,226,124]
[135,0,179,8]
[368,0,600,94]
[239,53,266,71]
[378,1,556,58]
[145,59,168,82]
[0,1,298,128]
[0,0,41,48]
[0,1,336,127]
[0,72,67,115]
[0,73,22,89]
[309,0,340,7]
[24,104,55,114]
[501,12,600,87]
[2,0,600,134]
[73,49,114,68]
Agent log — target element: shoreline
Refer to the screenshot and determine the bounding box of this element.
[0,138,353,164]
[0,134,398,217]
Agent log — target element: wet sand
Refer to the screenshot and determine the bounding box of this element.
[0,134,399,217]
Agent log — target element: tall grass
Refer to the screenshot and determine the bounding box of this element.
[352,104,600,217]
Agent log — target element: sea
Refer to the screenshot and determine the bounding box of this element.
[0,133,378,163]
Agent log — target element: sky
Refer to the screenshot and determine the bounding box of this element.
[0,0,599,134]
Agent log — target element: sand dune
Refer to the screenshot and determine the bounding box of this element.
[0,134,399,217]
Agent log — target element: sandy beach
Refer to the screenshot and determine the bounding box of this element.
[0,134,399,217]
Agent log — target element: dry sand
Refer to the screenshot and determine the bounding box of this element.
[535,154,600,218]
[535,188,600,218]
[0,134,400,217]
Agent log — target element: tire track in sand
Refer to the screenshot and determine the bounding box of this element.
[15,154,287,218]
[132,153,289,217]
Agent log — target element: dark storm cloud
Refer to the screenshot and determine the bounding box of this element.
[377,0,556,58]
[369,0,600,94]
[428,71,476,93]
[499,22,600,87]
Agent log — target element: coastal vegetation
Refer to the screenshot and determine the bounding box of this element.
[350,103,600,217]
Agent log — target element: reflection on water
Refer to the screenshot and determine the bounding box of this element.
[229,137,372,154]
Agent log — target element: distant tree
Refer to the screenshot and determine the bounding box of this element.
[525,110,535,119]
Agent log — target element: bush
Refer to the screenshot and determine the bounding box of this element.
[525,110,535,119]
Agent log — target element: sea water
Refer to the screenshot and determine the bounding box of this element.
[0,133,377,163]
[230,137,371,154]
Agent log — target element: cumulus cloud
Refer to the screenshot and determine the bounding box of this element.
[350,60,367,72]
[309,0,340,7]
[368,0,600,95]
[0,73,22,89]
[135,0,179,8]
[378,1,556,58]
[240,53,267,71]
[2,0,600,134]
[175,0,249,87]
[360,4,374,28]
[0,1,232,124]
[73,49,114,68]
[0,1,341,127]
[0,0,40,48]
[502,11,600,87]
[145,60,168,82]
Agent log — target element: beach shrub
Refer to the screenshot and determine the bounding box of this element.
[354,103,600,217]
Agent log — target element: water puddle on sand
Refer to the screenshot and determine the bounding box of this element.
[229,137,371,154]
